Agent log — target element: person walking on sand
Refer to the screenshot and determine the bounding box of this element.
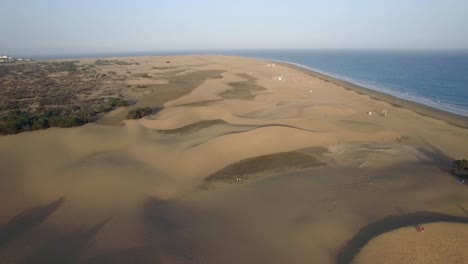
[416,225,425,234]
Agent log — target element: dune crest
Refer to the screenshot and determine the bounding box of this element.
[0,56,467,263]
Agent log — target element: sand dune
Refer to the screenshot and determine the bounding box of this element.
[354,222,468,264]
[0,55,467,263]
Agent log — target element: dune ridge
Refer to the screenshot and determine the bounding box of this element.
[0,55,467,264]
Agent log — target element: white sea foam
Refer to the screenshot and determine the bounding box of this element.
[270,59,468,117]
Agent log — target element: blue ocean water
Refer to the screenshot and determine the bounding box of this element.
[223,50,468,116]
[33,50,468,116]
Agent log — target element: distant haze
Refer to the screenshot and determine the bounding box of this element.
[1,0,468,56]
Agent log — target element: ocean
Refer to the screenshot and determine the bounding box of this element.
[224,50,468,117]
[32,50,468,116]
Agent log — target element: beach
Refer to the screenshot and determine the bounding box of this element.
[0,55,467,264]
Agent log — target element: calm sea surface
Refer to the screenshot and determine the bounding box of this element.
[34,50,468,116]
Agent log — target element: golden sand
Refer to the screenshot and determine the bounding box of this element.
[0,56,467,263]
[355,223,468,264]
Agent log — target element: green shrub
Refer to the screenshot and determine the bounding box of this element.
[48,116,86,128]
[95,59,132,66]
[59,61,78,72]
[0,109,91,134]
[31,118,50,130]
[100,97,128,112]
[126,107,153,119]
[0,110,33,134]
[452,159,468,170]
[110,97,128,107]
[452,159,468,179]
[95,59,110,66]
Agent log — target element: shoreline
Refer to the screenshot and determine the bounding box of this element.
[34,54,468,129]
[274,60,468,129]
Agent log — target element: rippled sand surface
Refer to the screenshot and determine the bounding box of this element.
[1,56,467,264]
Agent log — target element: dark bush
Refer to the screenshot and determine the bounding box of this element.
[126,107,153,119]
[109,97,128,107]
[100,97,128,112]
[95,59,110,66]
[0,110,33,134]
[95,59,132,66]
[32,118,50,130]
[0,108,90,134]
[48,116,86,128]
[59,61,78,72]
[452,159,468,179]
[452,159,468,170]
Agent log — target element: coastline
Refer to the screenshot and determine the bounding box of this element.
[274,60,468,129]
[43,53,468,129]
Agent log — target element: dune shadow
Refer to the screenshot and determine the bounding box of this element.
[21,218,110,264]
[141,198,176,238]
[186,124,317,150]
[335,211,468,264]
[82,246,160,264]
[0,197,65,248]
[457,204,468,216]
[141,197,202,263]
[157,119,228,135]
[416,144,453,169]
[177,99,223,107]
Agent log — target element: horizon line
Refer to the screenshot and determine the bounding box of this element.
[6,48,468,60]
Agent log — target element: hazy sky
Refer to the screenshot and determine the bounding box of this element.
[1,0,467,55]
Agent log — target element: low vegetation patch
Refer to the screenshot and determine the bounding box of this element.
[220,76,266,100]
[451,159,468,179]
[0,96,129,134]
[0,63,224,134]
[0,109,88,134]
[126,107,159,119]
[95,59,134,66]
[0,59,141,134]
[99,97,129,112]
